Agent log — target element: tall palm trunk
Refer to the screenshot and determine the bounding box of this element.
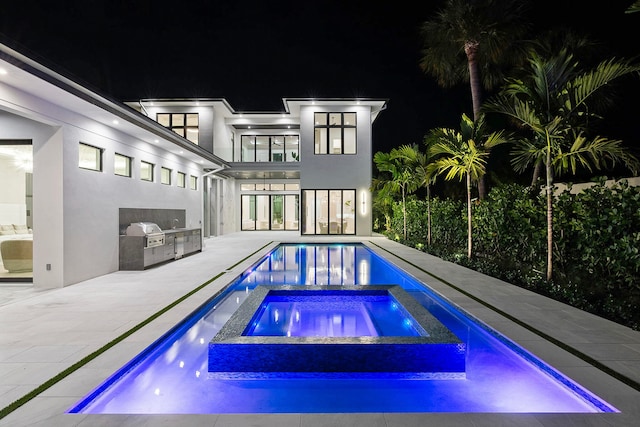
[545,146,553,281]
[426,185,432,246]
[402,187,407,241]
[531,160,542,188]
[465,40,487,199]
[466,173,473,259]
[465,40,483,121]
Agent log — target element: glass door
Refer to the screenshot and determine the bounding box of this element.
[0,141,33,282]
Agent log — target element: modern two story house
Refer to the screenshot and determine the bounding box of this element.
[0,41,387,288]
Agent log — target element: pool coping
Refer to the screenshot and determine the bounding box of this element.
[208,284,466,378]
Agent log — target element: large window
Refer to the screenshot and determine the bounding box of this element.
[241,194,299,231]
[241,135,299,162]
[157,113,199,144]
[79,142,103,171]
[302,189,355,235]
[314,112,356,154]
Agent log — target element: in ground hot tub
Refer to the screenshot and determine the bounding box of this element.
[208,285,466,378]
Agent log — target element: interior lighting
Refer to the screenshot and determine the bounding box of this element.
[112,120,119,124]
[0,68,7,75]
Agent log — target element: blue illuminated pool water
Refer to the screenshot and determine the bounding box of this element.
[246,292,424,337]
[68,243,617,414]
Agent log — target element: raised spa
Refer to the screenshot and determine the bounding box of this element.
[208,285,466,377]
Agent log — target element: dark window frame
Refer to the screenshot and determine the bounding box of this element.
[78,142,104,172]
[301,189,356,235]
[114,153,132,177]
[314,112,357,155]
[140,160,155,182]
[156,112,199,144]
[240,134,300,162]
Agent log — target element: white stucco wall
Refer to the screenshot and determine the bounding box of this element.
[1,83,204,288]
[299,105,373,235]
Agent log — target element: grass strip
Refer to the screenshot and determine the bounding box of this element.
[370,241,640,394]
[226,241,273,270]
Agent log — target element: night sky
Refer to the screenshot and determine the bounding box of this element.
[1,0,638,158]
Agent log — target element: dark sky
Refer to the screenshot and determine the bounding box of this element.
[0,0,638,155]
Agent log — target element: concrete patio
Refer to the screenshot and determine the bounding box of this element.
[1,232,639,426]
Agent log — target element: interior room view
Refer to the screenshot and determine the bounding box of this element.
[0,141,32,281]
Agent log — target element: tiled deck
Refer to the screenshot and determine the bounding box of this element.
[1,232,639,426]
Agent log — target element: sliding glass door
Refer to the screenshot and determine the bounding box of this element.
[0,141,33,282]
[301,189,355,235]
[241,194,299,231]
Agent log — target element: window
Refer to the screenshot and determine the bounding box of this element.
[177,171,186,188]
[314,112,357,154]
[190,175,197,190]
[285,183,300,191]
[157,113,199,144]
[241,134,299,162]
[140,161,154,182]
[79,142,103,171]
[114,153,131,177]
[161,167,172,185]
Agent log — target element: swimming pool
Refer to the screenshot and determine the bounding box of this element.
[68,243,617,413]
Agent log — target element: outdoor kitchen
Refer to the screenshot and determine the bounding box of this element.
[118,208,201,270]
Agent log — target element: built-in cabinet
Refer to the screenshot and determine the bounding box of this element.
[119,228,201,270]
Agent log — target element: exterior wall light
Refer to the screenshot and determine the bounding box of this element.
[361,191,366,215]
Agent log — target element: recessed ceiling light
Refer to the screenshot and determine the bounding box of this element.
[154,139,159,143]
[113,120,119,124]
[0,68,7,75]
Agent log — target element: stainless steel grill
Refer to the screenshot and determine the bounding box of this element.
[125,222,165,248]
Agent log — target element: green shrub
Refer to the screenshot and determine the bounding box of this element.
[384,180,640,330]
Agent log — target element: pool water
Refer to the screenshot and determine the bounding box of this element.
[68,243,617,414]
[245,291,424,337]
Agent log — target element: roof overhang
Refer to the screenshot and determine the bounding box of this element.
[0,42,228,171]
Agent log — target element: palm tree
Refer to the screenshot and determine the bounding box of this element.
[419,0,530,199]
[370,173,395,233]
[483,49,640,281]
[426,113,510,258]
[626,1,640,13]
[372,148,419,240]
[393,143,438,246]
